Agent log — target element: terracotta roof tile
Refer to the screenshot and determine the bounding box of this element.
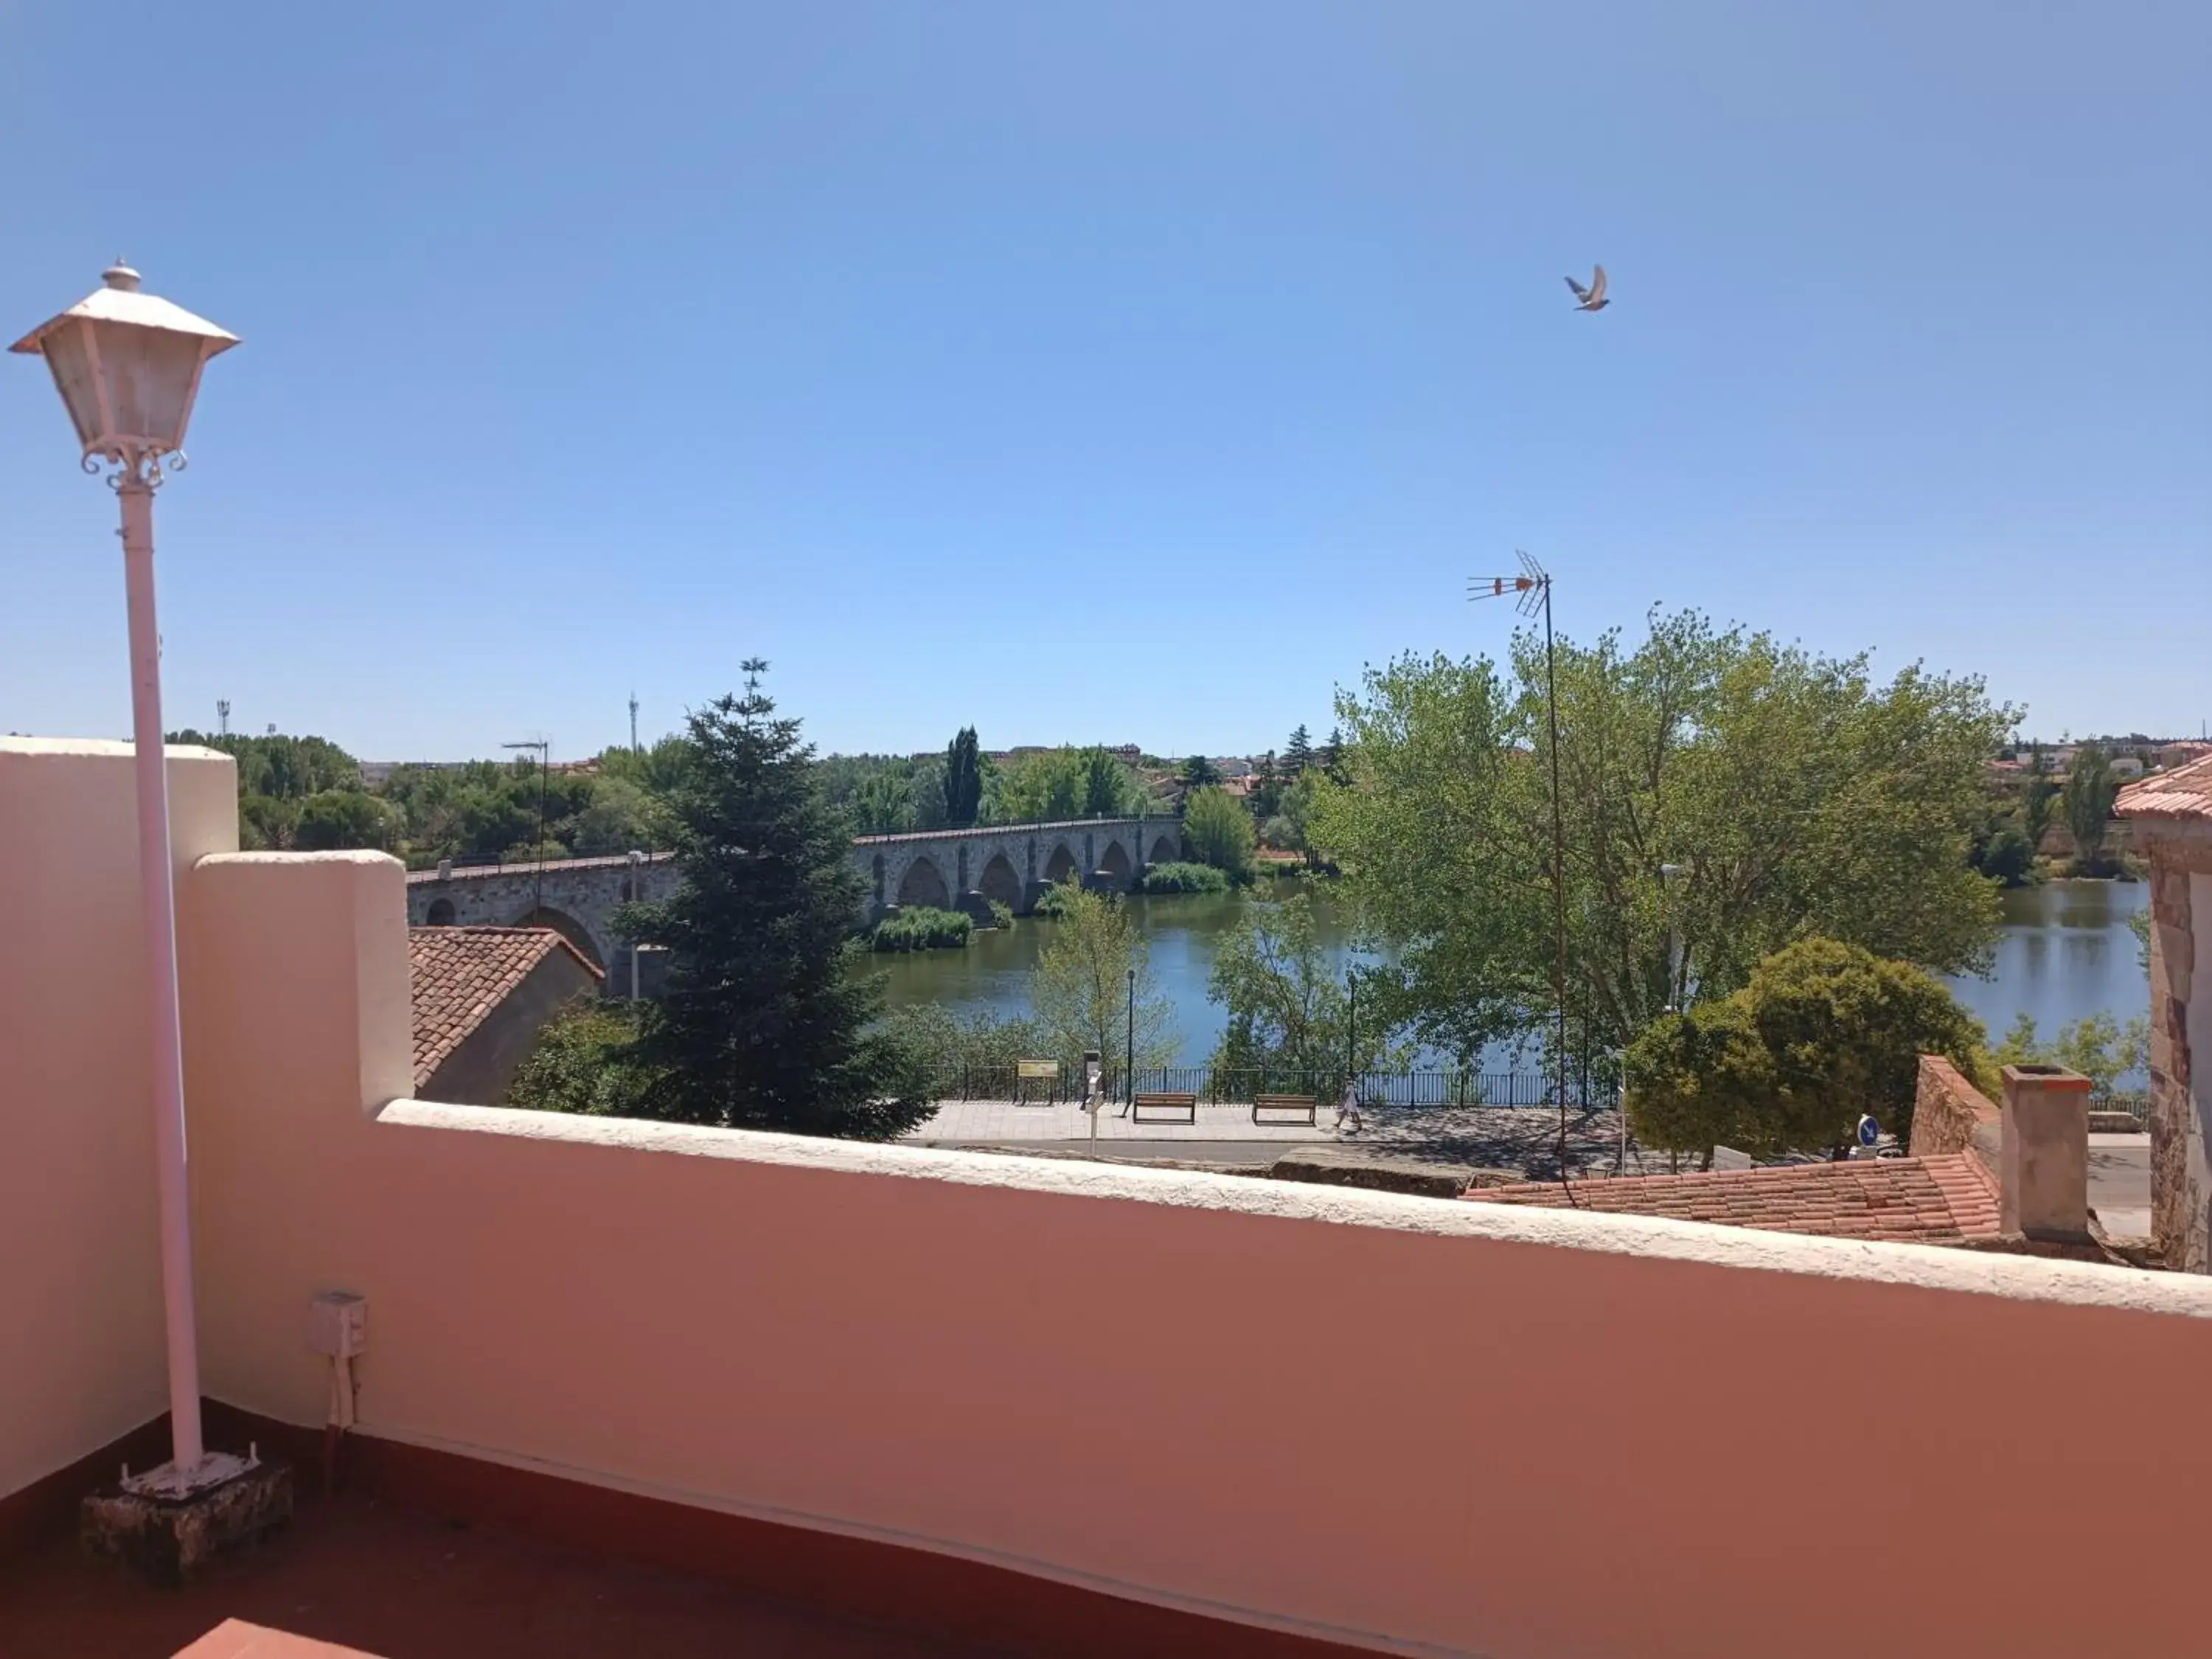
[1466,1154,2002,1245]
[409,927,601,1088]
[2116,752,2212,824]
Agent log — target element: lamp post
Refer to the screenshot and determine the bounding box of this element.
[13,262,238,1489]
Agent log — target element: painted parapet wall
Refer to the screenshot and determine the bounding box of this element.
[177,850,2212,1659]
[0,739,237,1505]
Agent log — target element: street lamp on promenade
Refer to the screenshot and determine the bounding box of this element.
[13,262,238,1492]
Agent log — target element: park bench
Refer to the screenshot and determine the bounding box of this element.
[1015,1060,1060,1107]
[1131,1091,1198,1125]
[1251,1093,1318,1127]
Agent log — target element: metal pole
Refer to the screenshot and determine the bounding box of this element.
[1542,580,1571,1185]
[1126,966,1136,1107]
[120,476,206,1473]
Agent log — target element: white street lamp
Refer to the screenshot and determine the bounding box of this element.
[13,262,238,1494]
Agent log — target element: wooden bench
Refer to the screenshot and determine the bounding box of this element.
[1015,1060,1061,1107]
[1131,1091,1198,1125]
[1251,1093,1318,1127]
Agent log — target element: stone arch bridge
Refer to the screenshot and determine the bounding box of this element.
[404,816,1180,985]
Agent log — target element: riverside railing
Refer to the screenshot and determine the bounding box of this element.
[925,1065,1622,1110]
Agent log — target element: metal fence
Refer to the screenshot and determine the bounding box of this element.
[923,1065,1621,1110]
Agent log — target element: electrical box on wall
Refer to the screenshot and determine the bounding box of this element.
[307,1290,366,1358]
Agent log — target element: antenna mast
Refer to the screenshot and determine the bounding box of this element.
[1470,552,1573,1193]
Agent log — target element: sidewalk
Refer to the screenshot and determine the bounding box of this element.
[906,1097,1338,1144]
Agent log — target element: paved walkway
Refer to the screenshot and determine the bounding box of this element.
[907,1099,1697,1179]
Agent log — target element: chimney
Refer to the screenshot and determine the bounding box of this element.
[2000,1065,2093,1242]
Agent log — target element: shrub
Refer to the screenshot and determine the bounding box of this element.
[986,899,1016,930]
[1032,881,1078,919]
[505,998,661,1117]
[1141,860,1231,894]
[1626,936,1989,1158]
[1182,786,1257,883]
[871,906,975,952]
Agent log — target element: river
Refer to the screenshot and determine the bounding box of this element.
[870,876,2151,1077]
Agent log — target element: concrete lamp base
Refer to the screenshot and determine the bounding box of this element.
[81,1454,293,1587]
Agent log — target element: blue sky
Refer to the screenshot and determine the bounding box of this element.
[2,1,2205,762]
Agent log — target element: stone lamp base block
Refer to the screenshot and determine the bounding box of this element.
[81,1457,293,1586]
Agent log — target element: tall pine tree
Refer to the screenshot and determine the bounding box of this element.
[942,726,983,827]
[1284,724,1314,776]
[625,661,931,1137]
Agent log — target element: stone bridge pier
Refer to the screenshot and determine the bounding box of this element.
[854,817,1180,925]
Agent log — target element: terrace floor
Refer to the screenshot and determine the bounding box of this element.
[0,1489,1005,1659]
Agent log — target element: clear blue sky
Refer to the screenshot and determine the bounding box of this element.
[3,1,2205,762]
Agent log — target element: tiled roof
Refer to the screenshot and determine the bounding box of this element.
[2116,752,2212,824]
[1466,1153,2002,1246]
[409,927,600,1086]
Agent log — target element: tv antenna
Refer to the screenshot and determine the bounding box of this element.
[1470,552,1573,1194]
[215,698,230,737]
[629,691,640,755]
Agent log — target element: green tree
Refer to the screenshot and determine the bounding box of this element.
[620,661,932,1138]
[1181,785,1257,883]
[507,999,662,1116]
[943,727,984,827]
[2063,742,2119,873]
[1181,754,1222,790]
[2022,743,2059,852]
[1208,893,1407,1082]
[293,789,403,852]
[1621,995,1778,1162]
[1991,1009,2148,1093]
[1284,725,1315,776]
[1029,881,1178,1068]
[1625,938,1989,1158]
[1250,750,1284,818]
[1312,610,2012,1064]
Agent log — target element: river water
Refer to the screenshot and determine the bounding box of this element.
[871,876,2150,1076]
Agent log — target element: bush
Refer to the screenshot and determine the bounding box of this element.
[1141,861,1231,894]
[1182,786,1257,883]
[1032,881,1078,919]
[1626,936,1989,1158]
[871,906,975,952]
[986,899,1016,930]
[505,998,661,1116]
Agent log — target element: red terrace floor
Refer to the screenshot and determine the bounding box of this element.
[0,1491,1006,1659]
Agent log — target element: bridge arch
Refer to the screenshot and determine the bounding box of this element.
[424,897,456,927]
[1097,840,1132,886]
[518,904,605,970]
[1042,842,1078,886]
[1150,834,1176,865]
[896,856,951,911]
[977,852,1023,911]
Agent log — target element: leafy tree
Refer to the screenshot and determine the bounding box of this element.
[1000,746,1145,821]
[1208,892,1408,1081]
[1284,725,1315,776]
[1250,751,1284,819]
[1312,610,2012,1065]
[2063,742,2119,873]
[566,775,670,855]
[1181,754,1222,790]
[1621,995,1778,1163]
[1029,880,1178,1068]
[507,999,661,1116]
[943,727,984,827]
[1992,1009,2148,1093]
[1078,745,1133,815]
[1972,824,2037,888]
[2023,743,2059,852]
[1323,725,1346,782]
[1181,785,1257,883]
[1625,938,1989,1158]
[293,789,403,852]
[619,662,933,1138]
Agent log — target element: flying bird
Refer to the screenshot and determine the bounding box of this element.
[1564,265,1609,311]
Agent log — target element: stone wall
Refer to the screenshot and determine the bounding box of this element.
[406,857,678,984]
[2140,830,2212,1270]
[1908,1055,2001,1158]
